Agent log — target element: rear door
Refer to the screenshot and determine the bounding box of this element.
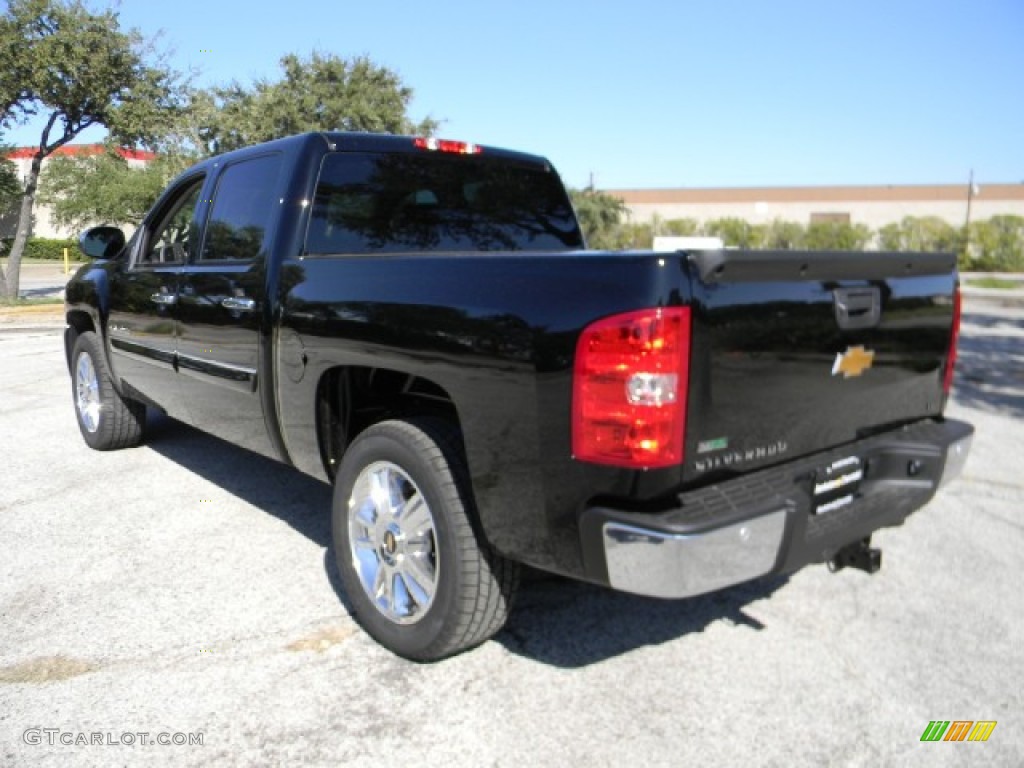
[175,152,284,458]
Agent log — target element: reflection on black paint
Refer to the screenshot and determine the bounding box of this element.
[203,222,267,263]
[286,292,539,363]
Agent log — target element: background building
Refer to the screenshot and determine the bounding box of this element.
[1,145,156,240]
[608,183,1024,231]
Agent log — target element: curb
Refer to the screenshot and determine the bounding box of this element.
[0,306,64,322]
[0,325,64,334]
[960,272,1024,307]
[0,302,64,315]
[961,288,1024,309]
[0,304,65,332]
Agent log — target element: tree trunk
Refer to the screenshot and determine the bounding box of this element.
[1,151,44,301]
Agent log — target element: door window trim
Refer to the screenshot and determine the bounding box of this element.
[196,151,283,265]
[130,172,207,271]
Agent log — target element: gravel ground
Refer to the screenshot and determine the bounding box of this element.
[0,301,1021,767]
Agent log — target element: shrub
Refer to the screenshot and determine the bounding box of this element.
[877,216,960,253]
[966,215,1024,272]
[0,237,78,260]
[759,219,805,249]
[702,217,762,248]
[803,221,872,251]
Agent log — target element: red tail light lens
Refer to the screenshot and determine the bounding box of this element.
[942,282,962,395]
[572,307,691,469]
[413,137,482,155]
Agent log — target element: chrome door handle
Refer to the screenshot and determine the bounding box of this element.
[150,293,177,305]
[221,296,256,312]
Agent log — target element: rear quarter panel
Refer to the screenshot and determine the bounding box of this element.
[278,251,692,576]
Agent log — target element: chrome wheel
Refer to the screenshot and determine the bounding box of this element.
[75,352,101,433]
[347,461,438,625]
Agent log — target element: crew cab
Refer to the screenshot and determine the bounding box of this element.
[64,132,973,660]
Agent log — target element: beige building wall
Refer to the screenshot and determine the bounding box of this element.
[3,146,154,240]
[609,184,1024,232]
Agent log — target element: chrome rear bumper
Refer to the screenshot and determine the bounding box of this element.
[603,510,788,599]
[580,418,974,600]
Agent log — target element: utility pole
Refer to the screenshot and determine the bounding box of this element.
[963,169,978,261]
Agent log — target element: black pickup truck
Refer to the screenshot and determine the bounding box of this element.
[65,132,973,660]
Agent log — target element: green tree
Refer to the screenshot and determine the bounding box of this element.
[804,220,872,251]
[967,215,1024,272]
[38,149,193,231]
[876,216,959,252]
[0,0,187,299]
[0,138,19,260]
[759,219,805,249]
[200,52,437,155]
[703,217,762,248]
[35,49,434,241]
[0,136,19,214]
[569,188,627,249]
[0,141,19,258]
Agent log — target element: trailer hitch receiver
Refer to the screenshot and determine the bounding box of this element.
[827,537,881,574]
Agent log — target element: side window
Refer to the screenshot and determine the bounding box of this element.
[136,178,204,267]
[200,153,283,262]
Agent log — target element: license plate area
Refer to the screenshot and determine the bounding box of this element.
[812,455,863,515]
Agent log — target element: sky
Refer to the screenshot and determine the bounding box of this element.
[4,0,1023,190]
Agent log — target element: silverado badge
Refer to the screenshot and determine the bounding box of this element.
[832,345,875,378]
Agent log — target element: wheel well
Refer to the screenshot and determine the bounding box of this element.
[316,366,460,481]
[64,310,96,370]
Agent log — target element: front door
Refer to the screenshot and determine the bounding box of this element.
[175,152,284,459]
[106,174,205,419]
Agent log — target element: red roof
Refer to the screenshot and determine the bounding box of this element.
[5,144,156,161]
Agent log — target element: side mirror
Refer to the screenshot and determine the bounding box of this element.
[79,226,126,259]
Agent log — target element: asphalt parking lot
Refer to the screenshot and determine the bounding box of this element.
[1,299,1021,767]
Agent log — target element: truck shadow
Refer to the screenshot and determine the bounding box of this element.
[144,413,333,548]
[493,569,790,668]
[955,310,1024,419]
[145,413,793,667]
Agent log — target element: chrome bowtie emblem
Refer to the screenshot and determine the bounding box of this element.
[832,345,875,378]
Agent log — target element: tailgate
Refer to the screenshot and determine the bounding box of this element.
[682,249,958,483]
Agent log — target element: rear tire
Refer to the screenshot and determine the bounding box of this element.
[71,331,146,450]
[332,418,519,661]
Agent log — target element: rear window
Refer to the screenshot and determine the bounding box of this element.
[305,151,583,254]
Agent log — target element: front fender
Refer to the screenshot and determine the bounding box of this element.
[64,261,113,372]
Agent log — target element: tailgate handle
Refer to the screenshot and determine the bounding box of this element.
[833,287,881,330]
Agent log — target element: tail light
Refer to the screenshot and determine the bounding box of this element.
[942,282,962,395]
[572,307,691,469]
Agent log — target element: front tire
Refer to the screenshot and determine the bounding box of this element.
[332,419,519,661]
[71,331,146,450]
